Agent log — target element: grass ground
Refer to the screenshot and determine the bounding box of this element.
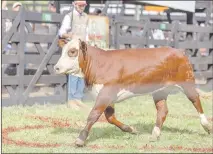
[2,92,213,153]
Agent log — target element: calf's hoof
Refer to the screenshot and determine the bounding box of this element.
[202,123,213,134]
[149,134,159,142]
[75,138,85,147]
[149,126,160,142]
[129,126,138,134]
[121,125,138,134]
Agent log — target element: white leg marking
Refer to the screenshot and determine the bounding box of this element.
[152,126,161,137]
[199,113,209,126]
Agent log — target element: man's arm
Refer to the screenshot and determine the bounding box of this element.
[58,14,72,39]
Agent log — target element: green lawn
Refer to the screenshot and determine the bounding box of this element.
[2,92,213,153]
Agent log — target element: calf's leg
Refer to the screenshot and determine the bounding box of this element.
[150,91,169,142]
[104,104,137,134]
[180,83,212,134]
[75,86,117,147]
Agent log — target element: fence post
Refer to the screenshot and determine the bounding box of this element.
[109,17,113,48]
[17,7,26,105]
[174,21,180,49]
[166,20,179,47]
[115,21,120,49]
[140,19,150,48]
[33,0,36,31]
[110,16,116,49]
[205,1,212,25]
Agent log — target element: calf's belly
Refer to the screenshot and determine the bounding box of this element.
[115,86,169,103]
[91,84,177,103]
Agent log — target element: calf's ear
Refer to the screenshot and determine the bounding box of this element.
[58,39,68,48]
[79,39,87,50]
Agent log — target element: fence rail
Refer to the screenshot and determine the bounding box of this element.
[2,10,63,23]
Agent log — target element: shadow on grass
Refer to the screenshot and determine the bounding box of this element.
[51,122,209,143]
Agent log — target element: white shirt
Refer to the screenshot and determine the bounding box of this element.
[3,7,12,33]
[58,8,89,41]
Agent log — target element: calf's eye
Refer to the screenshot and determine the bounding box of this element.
[68,49,77,57]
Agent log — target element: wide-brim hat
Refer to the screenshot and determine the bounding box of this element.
[74,0,87,6]
[12,2,22,9]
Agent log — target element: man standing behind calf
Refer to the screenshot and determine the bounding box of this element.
[58,0,89,109]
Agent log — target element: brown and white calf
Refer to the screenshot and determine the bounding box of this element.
[54,38,212,147]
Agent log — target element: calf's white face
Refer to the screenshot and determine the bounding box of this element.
[54,38,83,76]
